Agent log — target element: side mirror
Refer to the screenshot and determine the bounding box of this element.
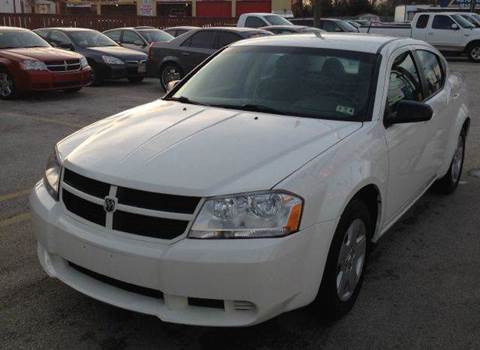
[166,80,180,93]
[385,100,433,127]
[451,23,459,30]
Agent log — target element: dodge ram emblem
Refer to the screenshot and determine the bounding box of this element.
[104,197,116,213]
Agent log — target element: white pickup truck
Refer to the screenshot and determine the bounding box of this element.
[360,12,480,61]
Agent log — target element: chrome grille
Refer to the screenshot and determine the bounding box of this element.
[46,59,81,72]
[61,168,201,240]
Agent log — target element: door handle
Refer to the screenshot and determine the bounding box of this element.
[181,52,190,56]
[453,92,460,99]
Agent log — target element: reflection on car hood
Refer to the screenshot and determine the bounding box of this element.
[58,100,362,196]
[0,47,82,61]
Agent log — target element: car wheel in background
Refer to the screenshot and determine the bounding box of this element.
[160,63,182,91]
[0,70,16,99]
[64,87,82,93]
[314,199,372,320]
[128,77,144,84]
[89,64,104,86]
[468,43,480,62]
[434,130,466,194]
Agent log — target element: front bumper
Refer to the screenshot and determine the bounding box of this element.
[101,60,146,80]
[15,68,91,92]
[30,181,335,326]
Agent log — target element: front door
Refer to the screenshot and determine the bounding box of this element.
[427,15,467,51]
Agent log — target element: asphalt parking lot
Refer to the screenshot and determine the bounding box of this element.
[1,62,480,350]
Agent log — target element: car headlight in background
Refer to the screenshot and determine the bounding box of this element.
[102,55,124,65]
[20,59,47,71]
[79,56,89,69]
[43,148,62,200]
[189,191,303,239]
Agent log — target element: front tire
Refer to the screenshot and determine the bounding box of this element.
[433,131,466,194]
[0,70,16,99]
[160,63,182,91]
[315,199,372,320]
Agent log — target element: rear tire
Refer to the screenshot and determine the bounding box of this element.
[433,131,466,194]
[467,43,480,62]
[314,199,372,321]
[0,70,17,100]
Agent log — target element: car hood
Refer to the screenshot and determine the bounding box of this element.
[58,100,362,196]
[85,46,147,60]
[0,47,82,61]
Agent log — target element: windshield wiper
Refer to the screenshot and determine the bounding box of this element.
[165,96,207,106]
[213,103,288,115]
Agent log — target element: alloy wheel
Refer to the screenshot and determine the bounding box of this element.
[161,66,181,89]
[336,218,367,302]
[451,135,465,183]
[471,47,480,61]
[0,72,13,98]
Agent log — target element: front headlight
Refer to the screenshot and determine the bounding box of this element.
[43,148,62,200]
[20,59,47,71]
[189,191,303,239]
[79,56,89,69]
[102,55,124,65]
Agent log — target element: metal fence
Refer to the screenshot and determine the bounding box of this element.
[0,13,237,31]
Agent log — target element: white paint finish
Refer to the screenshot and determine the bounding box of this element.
[31,36,469,326]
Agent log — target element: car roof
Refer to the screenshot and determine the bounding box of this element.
[105,27,159,31]
[232,32,424,54]
[166,26,199,30]
[194,26,268,33]
[0,26,30,31]
[240,13,276,16]
[261,25,306,29]
[36,27,97,32]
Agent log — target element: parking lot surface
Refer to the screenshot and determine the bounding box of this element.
[1,64,479,350]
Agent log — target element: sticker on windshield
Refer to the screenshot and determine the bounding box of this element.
[336,105,355,116]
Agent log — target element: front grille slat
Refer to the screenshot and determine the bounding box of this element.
[63,190,106,226]
[61,168,199,240]
[63,169,110,198]
[117,187,199,214]
[69,261,164,299]
[46,59,81,72]
[113,210,188,239]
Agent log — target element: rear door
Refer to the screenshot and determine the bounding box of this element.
[178,30,216,72]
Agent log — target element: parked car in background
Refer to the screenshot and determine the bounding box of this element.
[290,18,359,32]
[458,12,480,27]
[261,25,325,35]
[148,27,272,89]
[103,27,173,53]
[31,33,470,327]
[0,27,91,99]
[359,12,480,62]
[34,28,147,85]
[237,13,293,28]
[164,26,199,37]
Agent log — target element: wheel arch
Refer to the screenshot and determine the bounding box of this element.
[465,39,480,53]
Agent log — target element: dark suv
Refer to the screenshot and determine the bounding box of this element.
[35,28,147,85]
[147,27,271,89]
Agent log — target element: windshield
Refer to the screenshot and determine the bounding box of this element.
[0,30,50,49]
[452,14,475,29]
[139,29,174,43]
[69,30,118,48]
[169,46,378,121]
[265,15,293,26]
[337,20,359,32]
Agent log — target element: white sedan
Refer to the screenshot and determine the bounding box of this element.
[31,33,470,326]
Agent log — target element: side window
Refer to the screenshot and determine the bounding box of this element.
[35,30,48,39]
[387,52,423,114]
[416,50,444,98]
[245,16,266,28]
[432,15,455,30]
[49,31,71,47]
[322,21,339,32]
[182,31,215,49]
[214,32,241,49]
[122,31,142,45]
[105,30,121,43]
[416,15,429,29]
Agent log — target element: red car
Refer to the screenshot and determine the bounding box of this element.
[0,27,91,99]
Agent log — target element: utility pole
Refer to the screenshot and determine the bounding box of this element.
[314,0,321,27]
